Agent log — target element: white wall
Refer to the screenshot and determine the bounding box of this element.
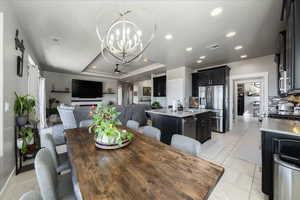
[166,66,191,106]
[133,79,151,104]
[229,55,277,96]
[44,71,118,106]
[0,0,39,192]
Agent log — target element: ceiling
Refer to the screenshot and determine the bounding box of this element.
[12,0,283,78]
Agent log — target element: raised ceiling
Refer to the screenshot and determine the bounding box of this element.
[12,0,282,77]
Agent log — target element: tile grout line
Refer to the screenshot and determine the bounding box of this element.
[248,164,257,200]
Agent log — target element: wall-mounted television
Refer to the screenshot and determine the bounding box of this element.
[72,79,103,98]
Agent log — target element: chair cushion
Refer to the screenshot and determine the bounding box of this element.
[58,173,76,200]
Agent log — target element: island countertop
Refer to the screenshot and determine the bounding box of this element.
[260,118,300,137]
[146,108,213,118]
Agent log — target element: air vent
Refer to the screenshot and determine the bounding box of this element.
[207,43,220,50]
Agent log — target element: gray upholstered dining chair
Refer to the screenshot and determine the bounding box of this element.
[79,119,93,128]
[35,148,76,200]
[19,191,42,200]
[44,133,70,173]
[171,134,201,156]
[126,120,140,130]
[57,105,77,129]
[143,126,161,141]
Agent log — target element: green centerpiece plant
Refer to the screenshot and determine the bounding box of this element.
[89,105,134,146]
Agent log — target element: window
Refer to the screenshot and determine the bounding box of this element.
[27,55,40,120]
[0,12,4,157]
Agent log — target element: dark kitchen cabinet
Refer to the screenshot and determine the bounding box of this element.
[192,66,230,96]
[278,0,300,95]
[196,113,212,143]
[210,68,226,85]
[198,70,210,86]
[153,76,166,97]
[192,73,199,97]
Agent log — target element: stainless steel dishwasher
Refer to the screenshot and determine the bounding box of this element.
[273,139,300,200]
[182,116,196,139]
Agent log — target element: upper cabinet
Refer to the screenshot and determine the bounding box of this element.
[278,0,300,96]
[153,75,166,97]
[192,66,230,97]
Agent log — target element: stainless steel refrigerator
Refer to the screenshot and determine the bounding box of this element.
[199,86,225,132]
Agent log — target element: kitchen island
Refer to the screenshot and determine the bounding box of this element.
[146,109,213,144]
[260,118,300,199]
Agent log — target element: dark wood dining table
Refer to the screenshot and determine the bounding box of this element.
[65,126,224,200]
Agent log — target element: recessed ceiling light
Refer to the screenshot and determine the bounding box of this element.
[199,56,206,59]
[165,34,173,40]
[91,65,97,69]
[234,45,243,50]
[143,58,149,62]
[241,54,248,59]
[226,32,236,38]
[186,47,193,52]
[197,60,203,64]
[211,7,223,16]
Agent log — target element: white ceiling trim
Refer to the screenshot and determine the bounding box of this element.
[119,63,165,79]
[81,71,120,79]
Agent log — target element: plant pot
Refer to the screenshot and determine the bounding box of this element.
[17,137,34,149]
[16,116,28,126]
[95,134,118,145]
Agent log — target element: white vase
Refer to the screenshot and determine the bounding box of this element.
[17,138,34,149]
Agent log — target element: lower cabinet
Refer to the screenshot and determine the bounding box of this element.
[196,113,212,143]
[150,112,212,144]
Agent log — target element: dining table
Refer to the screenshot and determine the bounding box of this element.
[65,126,224,200]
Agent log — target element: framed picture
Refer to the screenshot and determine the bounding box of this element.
[143,87,151,96]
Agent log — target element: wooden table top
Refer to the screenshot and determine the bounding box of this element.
[65,127,224,200]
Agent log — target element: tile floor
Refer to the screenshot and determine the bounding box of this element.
[0,117,268,200]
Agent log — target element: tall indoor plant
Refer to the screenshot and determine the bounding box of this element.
[14,92,36,126]
[89,105,134,147]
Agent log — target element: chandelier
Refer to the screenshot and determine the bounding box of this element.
[96,10,157,65]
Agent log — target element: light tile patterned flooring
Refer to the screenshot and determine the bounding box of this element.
[1,117,268,200]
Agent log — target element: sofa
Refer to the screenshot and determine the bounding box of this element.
[40,104,151,147]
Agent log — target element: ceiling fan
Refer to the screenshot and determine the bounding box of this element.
[113,64,127,75]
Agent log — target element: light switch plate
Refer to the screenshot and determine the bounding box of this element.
[4,102,9,112]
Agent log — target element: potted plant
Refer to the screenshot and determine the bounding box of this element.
[17,127,35,154]
[89,105,134,148]
[151,101,161,109]
[14,92,36,126]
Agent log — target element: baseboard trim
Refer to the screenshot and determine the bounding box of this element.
[0,167,15,197]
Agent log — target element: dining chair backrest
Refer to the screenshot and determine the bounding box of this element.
[171,134,201,156]
[126,120,140,130]
[43,133,58,168]
[79,119,93,128]
[35,148,58,200]
[19,191,42,200]
[57,105,77,129]
[143,126,161,141]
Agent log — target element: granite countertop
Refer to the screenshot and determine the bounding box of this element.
[146,108,213,118]
[260,118,300,137]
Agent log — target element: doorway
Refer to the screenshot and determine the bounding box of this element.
[229,72,269,129]
[234,80,262,119]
